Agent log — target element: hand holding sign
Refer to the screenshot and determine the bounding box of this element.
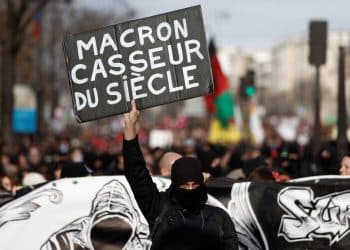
[63,5,213,122]
[124,100,139,140]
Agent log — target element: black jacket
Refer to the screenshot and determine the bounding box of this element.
[123,137,238,250]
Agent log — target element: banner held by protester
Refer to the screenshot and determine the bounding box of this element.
[63,5,213,122]
[0,176,225,250]
[3,175,350,249]
[229,176,350,250]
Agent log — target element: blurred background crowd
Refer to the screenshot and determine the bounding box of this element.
[1,0,350,197]
[0,115,347,194]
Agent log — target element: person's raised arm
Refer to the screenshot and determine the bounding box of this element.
[123,100,161,225]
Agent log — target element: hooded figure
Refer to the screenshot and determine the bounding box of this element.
[123,100,238,250]
[170,157,208,211]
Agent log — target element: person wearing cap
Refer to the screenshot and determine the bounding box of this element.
[123,101,238,250]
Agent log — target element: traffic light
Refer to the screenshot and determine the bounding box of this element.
[309,21,327,66]
[239,70,256,99]
[245,70,256,97]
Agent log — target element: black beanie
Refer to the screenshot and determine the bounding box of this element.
[171,157,203,186]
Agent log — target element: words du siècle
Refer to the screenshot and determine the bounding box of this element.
[74,64,199,111]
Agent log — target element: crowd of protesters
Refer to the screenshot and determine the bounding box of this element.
[0,117,348,198]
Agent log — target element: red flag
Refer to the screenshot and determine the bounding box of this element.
[204,39,234,127]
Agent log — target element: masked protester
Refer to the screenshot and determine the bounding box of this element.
[123,101,238,250]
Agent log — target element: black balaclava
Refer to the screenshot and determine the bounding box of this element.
[170,157,207,211]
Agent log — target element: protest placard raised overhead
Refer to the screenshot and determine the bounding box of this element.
[63,5,213,122]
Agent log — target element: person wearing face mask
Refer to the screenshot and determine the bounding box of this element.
[123,101,238,250]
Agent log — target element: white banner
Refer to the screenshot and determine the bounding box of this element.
[0,176,224,250]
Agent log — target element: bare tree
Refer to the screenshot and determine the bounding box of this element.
[39,3,136,131]
[0,0,54,146]
[0,0,135,146]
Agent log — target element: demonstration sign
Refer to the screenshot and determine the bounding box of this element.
[63,5,213,122]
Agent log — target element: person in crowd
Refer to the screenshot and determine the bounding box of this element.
[196,143,228,177]
[37,162,53,181]
[183,138,197,157]
[0,153,18,182]
[158,152,182,178]
[0,175,15,193]
[27,146,42,171]
[275,145,298,178]
[105,153,125,175]
[247,166,275,181]
[17,153,30,178]
[0,175,14,206]
[318,140,338,175]
[271,168,291,182]
[58,138,71,156]
[339,156,350,176]
[159,151,212,183]
[242,152,268,178]
[123,100,238,250]
[22,172,47,186]
[60,162,93,178]
[70,147,84,163]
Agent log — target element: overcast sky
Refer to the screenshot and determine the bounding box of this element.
[77,0,350,50]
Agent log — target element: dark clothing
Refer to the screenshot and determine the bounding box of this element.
[123,137,238,250]
[0,188,13,207]
[60,162,93,178]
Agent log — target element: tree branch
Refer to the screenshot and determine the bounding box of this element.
[12,0,50,53]
[17,1,28,20]
[18,0,50,35]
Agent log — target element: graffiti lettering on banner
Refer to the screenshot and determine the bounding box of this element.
[63,5,213,122]
[278,187,350,246]
[229,176,350,249]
